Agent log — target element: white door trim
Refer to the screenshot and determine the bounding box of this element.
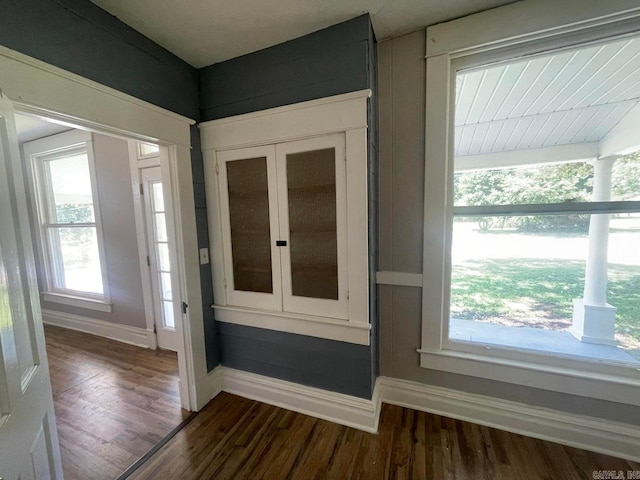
[128,142,160,349]
[0,45,206,412]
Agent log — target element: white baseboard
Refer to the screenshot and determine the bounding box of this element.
[42,309,149,349]
[378,376,640,463]
[218,367,381,433]
[195,366,223,411]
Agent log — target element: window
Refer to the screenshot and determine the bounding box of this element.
[420,3,640,405]
[24,130,110,311]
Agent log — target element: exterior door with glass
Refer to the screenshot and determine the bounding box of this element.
[0,95,63,478]
[141,166,179,351]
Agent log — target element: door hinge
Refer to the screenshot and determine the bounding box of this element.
[182,301,188,314]
[215,161,220,175]
[153,324,157,333]
[140,183,144,195]
[146,255,151,266]
[346,290,350,300]
[223,278,227,289]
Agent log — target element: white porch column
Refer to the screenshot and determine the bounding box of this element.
[571,156,617,345]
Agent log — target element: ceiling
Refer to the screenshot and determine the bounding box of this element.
[90,0,518,68]
[455,35,640,166]
[15,114,71,143]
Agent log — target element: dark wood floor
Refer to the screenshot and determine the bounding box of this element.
[44,324,188,480]
[131,391,639,480]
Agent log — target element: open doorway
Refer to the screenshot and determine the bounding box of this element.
[15,112,189,478]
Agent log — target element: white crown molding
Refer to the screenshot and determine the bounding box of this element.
[378,376,640,463]
[42,309,149,348]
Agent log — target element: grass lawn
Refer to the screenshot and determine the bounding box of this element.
[451,259,640,347]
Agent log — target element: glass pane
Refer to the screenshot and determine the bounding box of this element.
[227,157,273,293]
[50,226,103,295]
[155,213,167,242]
[152,182,165,212]
[45,151,95,223]
[160,272,172,300]
[139,142,160,156]
[286,148,338,300]
[449,214,640,365]
[162,301,175,329]
[157,243,171,271]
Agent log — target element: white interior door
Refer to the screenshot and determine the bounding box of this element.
[141,166,179,352]
[0,94,63,479]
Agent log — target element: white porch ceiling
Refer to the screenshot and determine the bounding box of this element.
[455,36,640,160]
[89,0,518,68]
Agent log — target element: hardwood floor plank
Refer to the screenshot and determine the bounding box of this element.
[130,392,640,480]
[45,324,184,480]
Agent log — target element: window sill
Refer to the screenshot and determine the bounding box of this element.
[42,292,112,313]
[418,346,640,407]
[212,304,370,345]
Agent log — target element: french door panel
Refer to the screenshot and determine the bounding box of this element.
[217,145,283,311]
[275,134,349,320]
[141,166,179,352]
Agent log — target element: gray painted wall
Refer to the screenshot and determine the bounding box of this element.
[200,15,378,399]
[199,15,372,121]
[378,30,640,426]
[0,0,220,368]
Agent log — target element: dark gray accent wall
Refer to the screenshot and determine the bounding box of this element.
[367,22,380,384]
[1,0,220,370]
[219,323,373,398]
[1,0,198,119]
[200,15,378,398]
[199,15,372,121]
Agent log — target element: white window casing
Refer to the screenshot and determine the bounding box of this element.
[420,0,640,406]
[23,129,112,312]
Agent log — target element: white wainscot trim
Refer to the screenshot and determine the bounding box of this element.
[42,309,150,348]
[378,376,640,463]
[220,367,381,433]
[213,305,371,346]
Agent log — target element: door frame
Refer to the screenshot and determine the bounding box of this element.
[0,44,208,411]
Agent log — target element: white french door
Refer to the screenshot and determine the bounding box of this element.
[0,94,63,479]
[141,166,179,351]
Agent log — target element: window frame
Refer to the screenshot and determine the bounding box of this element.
[24,129,111,312]
[419,1,640,406]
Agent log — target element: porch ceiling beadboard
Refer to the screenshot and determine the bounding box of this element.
[455,36,640,159]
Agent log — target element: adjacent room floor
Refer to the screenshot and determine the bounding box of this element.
[44,324,188,480]
[130,392,639,480]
